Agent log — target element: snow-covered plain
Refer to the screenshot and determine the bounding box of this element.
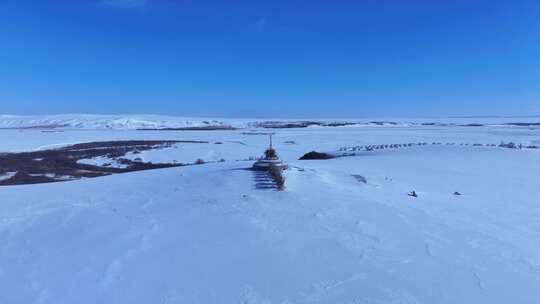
[0,118,539,303]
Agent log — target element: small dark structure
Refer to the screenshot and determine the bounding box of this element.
[408,191,418,198]
[252,135,287,190]
[253,134,286,170]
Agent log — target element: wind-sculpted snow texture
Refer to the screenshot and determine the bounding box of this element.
[0,118,539,303]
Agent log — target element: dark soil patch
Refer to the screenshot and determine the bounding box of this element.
[138,126,236,131]
[299,151,335,160]
[370,121,398,126]
[0,140,207,186]
[505,122,540,127]
[255,121,320,128]
[255,121,359,129]
[352,174,367,184]
[321,122,358,127]
[461,123,484,127]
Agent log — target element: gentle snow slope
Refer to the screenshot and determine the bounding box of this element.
[0,125,539,303]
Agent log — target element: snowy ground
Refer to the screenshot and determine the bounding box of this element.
[0,120,539,303]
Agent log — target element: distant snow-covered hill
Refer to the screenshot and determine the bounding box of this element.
[1,114,539,130]
[0,115,239,130]
[0,115,371,130]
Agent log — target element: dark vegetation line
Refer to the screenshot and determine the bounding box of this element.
[300,141,540,160]
[0,140,206,186]
[337,141,539,153]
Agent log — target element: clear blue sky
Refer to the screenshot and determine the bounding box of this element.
[1,0,539,117]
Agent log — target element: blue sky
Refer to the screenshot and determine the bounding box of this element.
[1,0,539,117]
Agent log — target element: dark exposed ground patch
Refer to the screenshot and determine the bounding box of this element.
[0,140,207,186]
[137,126,236,131]
[253,121,359,129]
[299,151,335,160]
[370,121,398,126]
[352,175,367,184]
[460,123,484,127]
[505,122,540,127]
